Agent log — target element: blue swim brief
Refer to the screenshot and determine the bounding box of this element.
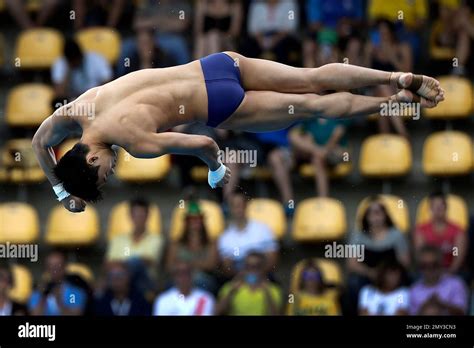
[199,52,245,128]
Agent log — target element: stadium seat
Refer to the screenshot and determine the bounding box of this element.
[246,198,287,239]
[14,28,63,69]
[107,201,162,240]
[169,200,224,241]
[416,194,468,231]
[45,205,100,246]
[66,263,95,285]
[292,197,346,242]
[299,161,352,179]
[355,195,410,233]
[56,138,80,159]
[76,27,121,64]
[0,202,40,244]
[289,258,343,293]
[422,131,473,176]
[0,139,46,184]
[424,76,473,119]
[115,149,171,182]
[359,134,412,177]
[9,264,33,304]
[5,83,54,127]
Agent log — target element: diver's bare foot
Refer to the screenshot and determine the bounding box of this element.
[391,89,437,108]
[390,72,445,104]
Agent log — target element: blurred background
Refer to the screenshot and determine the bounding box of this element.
[0,0,474,317]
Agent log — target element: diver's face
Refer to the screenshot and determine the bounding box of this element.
[87,147,117,187]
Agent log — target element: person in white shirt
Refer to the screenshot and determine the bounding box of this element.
[153,261,215,316]
[51,38,112,100]
[358,260,409,316]
[218,192,279,278]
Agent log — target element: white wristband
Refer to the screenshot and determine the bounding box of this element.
[53,183,70,201]
[208,163,227,189]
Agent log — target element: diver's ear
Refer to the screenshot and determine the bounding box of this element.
[86,155,99,165]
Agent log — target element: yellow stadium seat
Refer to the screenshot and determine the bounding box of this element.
[0,202,40,244]
[107,201,162,240]
[416,194,468,231]
[5,83,54,127]
[246,199,287,239]
[66,263,94,285]
[299,161,352,179]
[422,131,473,176]
[424,76,473,119]
[76,27,121,64]
[0,138,46,184]
[14,28,63,69]
[190,166,208,182]
[355,195,410,233]
[289,258,343,293]
[170,200,224,241]
[45,205,100,246]
[292,197,346,242]
[359,134,412,177]
[115,149,171,182]
[56,138,80,159]
[9,264,33,304]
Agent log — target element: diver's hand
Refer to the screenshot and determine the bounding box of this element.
[61,195,86,213]
[208,163,231,188]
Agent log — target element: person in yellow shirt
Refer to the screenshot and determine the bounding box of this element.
[215,252,282,315]
[287,260,341,316]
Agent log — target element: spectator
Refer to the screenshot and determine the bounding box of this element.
[0,264,27,316]
[289,118,351,197]
[133,0,191,65]
[107,198,165,294]
[116,28,177,77]
[304,0,364,67]
[364,19,412,138]
[346,198,410,315]
[414,192,468,274]
[94,261,152,316]
[358,260,409,315]
[72,0,126,29]
[194,0,243,58]
[5,0,60,29]
[166,201,219,293]
[246,0,301,64]
[218,191,279,278]
[215,252,282,315]
[287,260,341,316]
[29,250,87,315]
[52,38,112,101]
[153,261,215,315]
[410,246,468,315]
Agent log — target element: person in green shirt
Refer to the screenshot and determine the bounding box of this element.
[215,252,282,315]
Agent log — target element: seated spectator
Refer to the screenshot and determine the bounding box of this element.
[358,260,409,316]
[94,261,151,316]
[29,250,87,315]
[116,29,177,77]
[166,201,218,293]
[0,264,27,316]
[410,246,468,315]
[107,198,164,294]
[132,0,191,65]
[215,252,282,315]
[364,19,412,138]
[304,0,364,67]
[194,0,243,58]
[218,191,279,278]
[429,0,470,75]
[414,192,468,274]
[246,0,301,65]
[289,118,351,197]
[153,261,215,315]
[72,0,126,29]
[287,260,341,316]
[346,198,410,315]
[52,38,112,101]
[5,0,60,29]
